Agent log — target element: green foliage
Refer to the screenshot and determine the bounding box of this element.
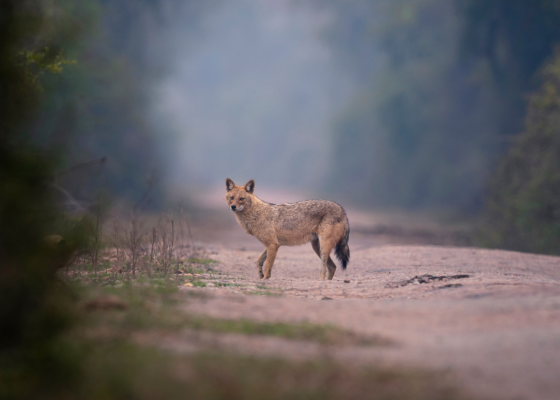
[0,2,93,398]
[1,0,72,347]
[0,0,215,396]
[26,0,217,203]
[479,53,560,254]
[461,0,560,88]
[18,47,76,89]
[31,0,158,201]
[322,0,560,214]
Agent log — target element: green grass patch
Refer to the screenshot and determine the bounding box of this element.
[212,282,244,287]
[187,257,219,265]
[79,285,386,346]
[243,289,281,297]
[181,265,205,274]
[246,283,281,296]
[186,317,388,346]
[191,280,206,288]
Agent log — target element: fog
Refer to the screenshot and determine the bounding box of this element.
[151,0,521,213]
[155,0,352,191]
[15,0,560,220]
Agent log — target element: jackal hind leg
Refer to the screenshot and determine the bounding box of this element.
[256,249,267,279]
[311,238,337,280]
[262,244,279,280]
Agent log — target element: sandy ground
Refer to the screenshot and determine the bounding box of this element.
[174,188,560,400]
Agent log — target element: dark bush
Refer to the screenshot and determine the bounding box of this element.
[480,53,560,254]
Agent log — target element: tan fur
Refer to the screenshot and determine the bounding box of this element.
[225,178,350,280]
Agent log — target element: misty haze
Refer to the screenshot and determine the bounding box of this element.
[156,0,352,191]
[3,1,560,400]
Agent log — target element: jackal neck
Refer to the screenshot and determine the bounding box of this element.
[233,195,270,232]
[239,195,269,216]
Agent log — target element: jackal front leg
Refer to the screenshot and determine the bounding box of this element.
[262,244,279,279]
[256,249,267,279]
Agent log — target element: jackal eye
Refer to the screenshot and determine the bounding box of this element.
[230,196,234,200]
[239,198,245,201]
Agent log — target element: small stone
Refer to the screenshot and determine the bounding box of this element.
[320,296,333,300]
[183,282,193,287]
[344,279,350,283]
[413,281,420,285]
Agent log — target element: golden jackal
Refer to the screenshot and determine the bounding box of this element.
[225,178,350,280]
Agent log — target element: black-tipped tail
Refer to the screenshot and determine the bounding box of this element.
[334,224,350,270]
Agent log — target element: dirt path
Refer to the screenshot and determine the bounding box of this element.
[177,188,560,400]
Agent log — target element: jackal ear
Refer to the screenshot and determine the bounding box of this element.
[244,179,255,194]
[226,178,235,192]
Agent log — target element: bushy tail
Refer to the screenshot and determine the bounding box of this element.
[334,217,350,270]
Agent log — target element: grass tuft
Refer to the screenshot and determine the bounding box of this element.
[188,257,219,265]
[79,285,387,346]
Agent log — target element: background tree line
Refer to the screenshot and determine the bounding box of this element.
[318,0,560,253]
[18,0,218,205]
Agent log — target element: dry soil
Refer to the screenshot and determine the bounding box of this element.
[174,187,560,400]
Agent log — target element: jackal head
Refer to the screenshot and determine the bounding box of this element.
[225,178,255,212]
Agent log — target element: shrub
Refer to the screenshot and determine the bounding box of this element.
[480,53,560,254]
